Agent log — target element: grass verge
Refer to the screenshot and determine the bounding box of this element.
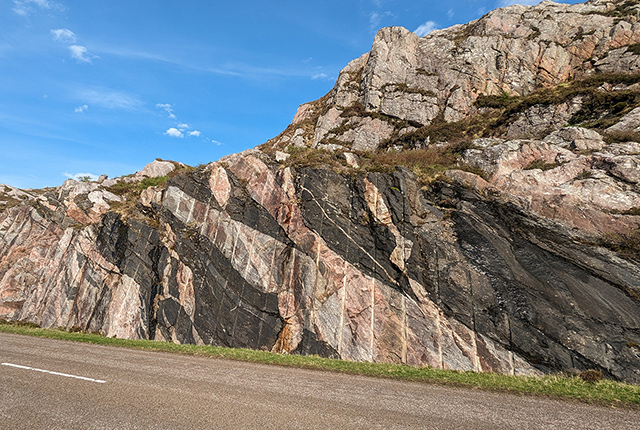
[1,321,638,409]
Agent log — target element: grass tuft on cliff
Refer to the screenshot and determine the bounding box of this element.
[474,72,640,135]
[1,321,638,409]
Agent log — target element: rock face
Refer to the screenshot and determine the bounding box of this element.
[270,0,640,151]
[2,145,639,381]
[1,0,640,383]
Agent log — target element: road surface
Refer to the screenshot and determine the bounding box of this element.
[1,332,638,429]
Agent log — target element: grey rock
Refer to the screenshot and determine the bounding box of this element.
[343,152,359,168]
[601,142,640,156]
[596,155,640,184]
[268,0,640,153]
[137,160,181,179]
[275,151,290,162]
[504,100,583,140]
[340,117,394,152]
[607,107,640,134]
[543,127,605,151]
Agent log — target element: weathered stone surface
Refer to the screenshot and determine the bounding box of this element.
[504,100,584,140]
[268,0,640,152]
[462,137,640,235]
[543,127,605,151]
[3,147,639,382]
[339,117,395,151]
[343,152,359,168]
[2,0,640,384]
[137,160,182,179]
[607,106,640,133]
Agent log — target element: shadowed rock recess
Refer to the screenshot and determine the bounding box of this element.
[1,0,640,382]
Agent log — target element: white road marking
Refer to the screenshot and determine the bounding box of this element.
[2,362,106,383]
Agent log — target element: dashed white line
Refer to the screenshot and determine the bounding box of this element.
[2,362,106,384]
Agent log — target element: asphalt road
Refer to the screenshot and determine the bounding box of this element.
[0,333,638,429]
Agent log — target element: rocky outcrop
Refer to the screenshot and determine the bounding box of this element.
[269,0,640,152]
[1,144,639,381]
[1,0,640,383]
[459,128,640,235]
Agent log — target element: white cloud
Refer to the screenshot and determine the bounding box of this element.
[414,21,439,37]
[51,28,76,44]
[369,11,393,32]
[498,0,540,6]
[63,172,99,182]
[311,73,328,80]
[447,9,454,20]
[156,103,176,119]
[13,0,61,15]
[369,12,382,30]
[51,29,94,64]
[156,105,205,139]
[69,45,95,63]
[79,87,142,110]
[165,127,183,138]
[211,139,223,146]
[74,104,88,113]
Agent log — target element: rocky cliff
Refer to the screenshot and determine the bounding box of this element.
[1,0,640,382]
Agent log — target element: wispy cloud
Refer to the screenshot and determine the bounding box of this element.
[51,28,76,44]
[369,11,393,32]
[51,29,97,64]
[156,103,176,119]
[414,21,439,37]
[78,87,143,110]
[498,0,540,6]
[74,104,88,113]
[165,127,183,138]
[63,172,99,181]
[69,45,96,63]
[188,130,201,137]
[447,9,454,20]
[13,0,63,16]
[95,43,332,83]
[211,139,223,146]
[311,73,329,80]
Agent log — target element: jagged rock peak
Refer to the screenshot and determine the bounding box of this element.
[267,0,640,153]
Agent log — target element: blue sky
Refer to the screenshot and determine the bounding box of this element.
[1,0,581,189]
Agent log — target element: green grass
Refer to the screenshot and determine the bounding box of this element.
[473,72,640,137]
[1,321,638,409]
